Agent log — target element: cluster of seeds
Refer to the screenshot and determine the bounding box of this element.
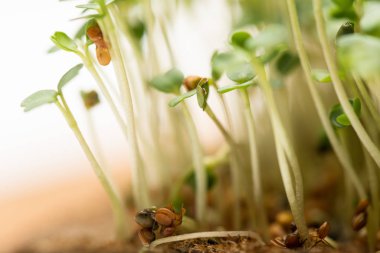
[135,206,186,245]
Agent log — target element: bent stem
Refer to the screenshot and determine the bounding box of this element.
[55,95,129,240]
[241,89,269,240]
[251,57,308,241]
[182,103,207,224]
[285,0,367,199]
[313,0,380,169]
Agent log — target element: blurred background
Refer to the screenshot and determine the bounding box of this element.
[0,0,232,250]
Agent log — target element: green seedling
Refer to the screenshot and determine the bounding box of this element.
[229,28,309,241]
[150,68,207,224]
[314,0,380,171]
[25,0,380,250]
[330,98,362,128]
[285,2,368,234]
[21,64,129,239]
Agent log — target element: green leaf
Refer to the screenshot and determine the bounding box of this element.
[57,64,83,91]
[245,25,288,52]
[332,0,354,10]
[230,31,252,50]
[226,62,255,83]
[337,34,380,79]
[312,69,332,83]
[76,3,99,10]
[168,89,197,107]
[70,14,103,21]
[336,114,351,126]
[196,79,209,110]
[21,90,58,112]
[329,98,361,128]
[185,167,217,192]
[276,51,299,75]
[47,46,60,54]
[258,45,287,64]
[128,20,146,42]
[150,68,184,94]
[329,5,357,20]
[211,51,249,81]
[50,32,78,53]
[217,79,256,94]
[361,2,380,37]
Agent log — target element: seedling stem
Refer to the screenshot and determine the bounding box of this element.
[285,0,367,200]
[55,94,129,240]
[241,89,269,240]
[313,0,380,170]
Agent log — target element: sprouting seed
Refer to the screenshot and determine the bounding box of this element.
[184,76,202,91]
[87,23,111,66]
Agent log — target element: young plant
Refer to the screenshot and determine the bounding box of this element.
[285,0,367,203]
[150,68,207,225]
[21,64,130,240]
[228,27,309,241]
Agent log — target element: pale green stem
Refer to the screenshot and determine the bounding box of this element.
[354,75,380,130]
[251,57,308,240]
[55,97,129,240]
[182,103,206,224]
[285,0,367,199]
[108,5,170,191]
[241,89,269,240]
[204,105,241,229]
[273,127,304,238]
[80,53,129,141]
[204,106,234,146]
[313,0,380,169]
[214,83,250,228]
[143,0,160,74]
[100,14,150,209]
[158,16,176,67]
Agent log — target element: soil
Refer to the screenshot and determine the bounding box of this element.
[4,158,379,253]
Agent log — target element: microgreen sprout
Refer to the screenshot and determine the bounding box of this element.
[24,0,380,251]
[21,64,129,240]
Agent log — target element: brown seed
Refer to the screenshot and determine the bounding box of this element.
[352,212,368,231]
[81,90,100,110]
[284,233,301,248]
[355,199,369,215]
[317,221,330,239]
[87,24,103,44]
[135,210,155,228]
[138,228,155,245]
[184,76,203,91]
[154,208,176,226]
[96,46,111,66]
